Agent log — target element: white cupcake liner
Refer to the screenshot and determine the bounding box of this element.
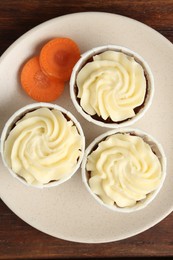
[81,127,166,213]
[70,45,154,128]
[0,102,85,188]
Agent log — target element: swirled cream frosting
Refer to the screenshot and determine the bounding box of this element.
[87,133,162,207]
[4,108,82,185]
[77,51,147,122]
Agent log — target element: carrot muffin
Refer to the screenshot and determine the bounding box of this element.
[70,46,154,128]
[82,128,166,212]
[2,103,85,187]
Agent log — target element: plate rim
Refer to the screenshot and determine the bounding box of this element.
[1,11,173,63]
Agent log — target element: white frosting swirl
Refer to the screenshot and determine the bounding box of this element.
[4,108,82,185]
[87,133,162,207]
[77,51,146,121]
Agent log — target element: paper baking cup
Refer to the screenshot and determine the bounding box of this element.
[70,45,154,128]
[0,103,85,188]
[82,128,166,213]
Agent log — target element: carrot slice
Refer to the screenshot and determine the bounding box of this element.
[21,56,65,102]
[39,38,80,81]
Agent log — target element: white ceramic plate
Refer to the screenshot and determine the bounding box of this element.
[0,12,173,243]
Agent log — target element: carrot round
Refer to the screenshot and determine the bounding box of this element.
[39,38,80,81]
[21,56,65,102]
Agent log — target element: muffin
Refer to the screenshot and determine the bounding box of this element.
[0,103,85,188]
[70,45,154,128]
[82,128,166,212]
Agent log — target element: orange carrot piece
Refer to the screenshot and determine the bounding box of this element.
[21,56,65,102]
[39,38,80,81]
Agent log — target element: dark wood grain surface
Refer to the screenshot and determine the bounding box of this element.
[0,0,173,259]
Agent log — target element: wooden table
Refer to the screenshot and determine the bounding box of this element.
[0,1,173,258]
